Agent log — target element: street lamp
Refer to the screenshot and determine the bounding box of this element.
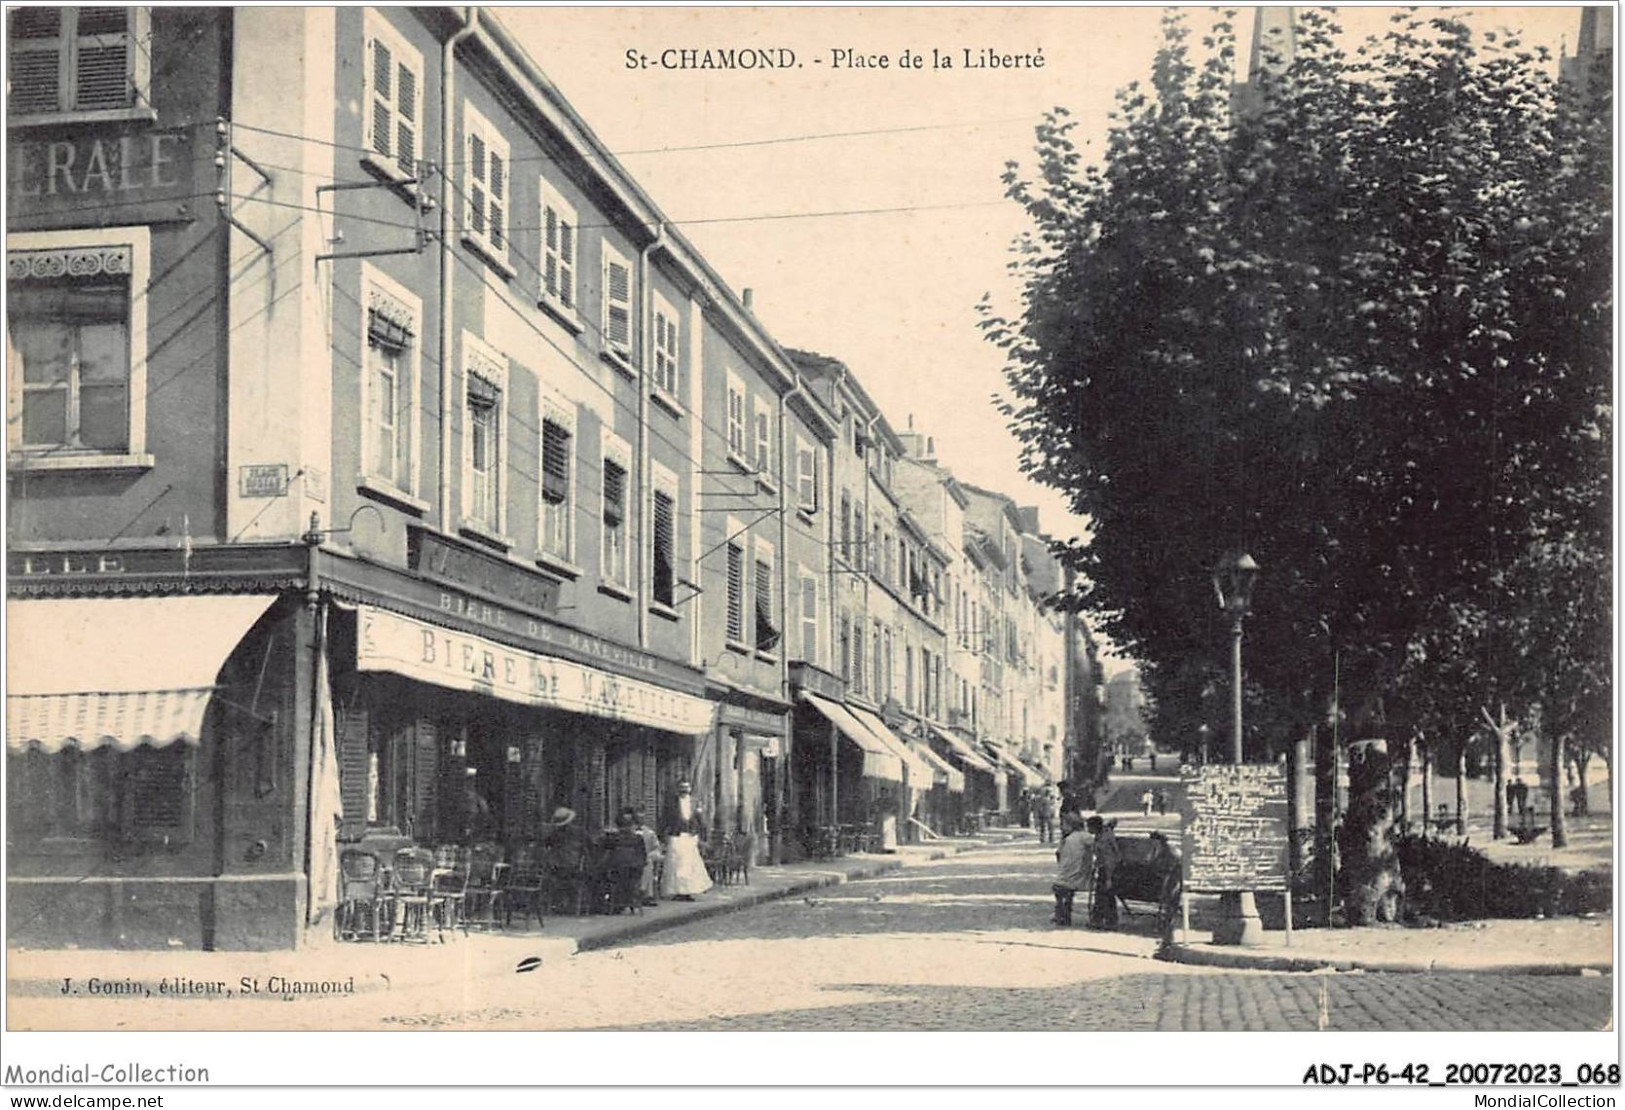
[1212,551,1264,945]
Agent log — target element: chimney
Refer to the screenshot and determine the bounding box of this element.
[742,288,754,311]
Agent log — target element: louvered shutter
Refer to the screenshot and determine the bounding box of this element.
[74,7,130,111]
[468,133,487,236]
[395,60,417,173]
[544,207,561,297]
[652,490,675,606]
[337,706,371,837]
[801,577,818,661]
[726,544,744,641]
[558,217,575,307]
[541,419,571,504]
[605,255,631,351]
[602,460,626,527]
[8,8,63,115]
[754,558,778,651]
[489,150,505,251]
[369,38,393,160]
[414,718,439,842]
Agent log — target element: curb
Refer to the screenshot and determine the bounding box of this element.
[1159,943,1613,977]
[7,835,1025,999]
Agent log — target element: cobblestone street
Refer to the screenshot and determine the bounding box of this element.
[380,843,1612,1032]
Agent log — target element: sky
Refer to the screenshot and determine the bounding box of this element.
[498,4,1585,626]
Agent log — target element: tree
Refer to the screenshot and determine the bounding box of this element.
[985,11,1610,858]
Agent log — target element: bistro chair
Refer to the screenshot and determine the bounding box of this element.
[390,847,439,943]
[464,843,507,929]
[502,845,547,931]
[543,845,597,916]
[430,845,470,936]
[336,849,388,942]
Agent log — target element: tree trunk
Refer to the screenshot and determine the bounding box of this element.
[1455,744,1468,830]
[1397,735,1412,829]
[1492,728,1508,841]
[1550,728,1568,849]
[1337,739,1404,924]
[1419,736,1432,837]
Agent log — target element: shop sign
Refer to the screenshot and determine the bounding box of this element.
[409,527,558,614]
[718,702,787,736]
[9,544,305,583]
[9,128,195,220]
[239,464,289,498]
[356,604,716,735]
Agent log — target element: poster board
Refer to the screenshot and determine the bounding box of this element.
[1179,763,1290,892]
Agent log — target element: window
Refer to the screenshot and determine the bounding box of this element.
[652,486,676,608]
[602,243,633,364]
[851,617,865,695]
[539,182,578,317]
[795,438,818,513]
[363,11,422,180]
[754,547,778,655]
[798,570,818,663]
[652,294,681,399]
[601,443,630,589]
[905,646,915,710]
[355,267,420,498]
[8,7,152,122]
[461,333,507,539]
[753,397,773,476]
[462,104,509,269]
[839,492,852,559]
[872,623,885,700]
[726,373,747,461]
[872,523,882,576]
[8,230,156,466]
[539,409,575,565]
[7,744,193,843]
[725,539,746,643]
[854,506,865,568]
[838,612,852,682]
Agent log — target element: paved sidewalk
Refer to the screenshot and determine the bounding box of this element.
[1163,914,1614,975]
[6,830,1028,1002]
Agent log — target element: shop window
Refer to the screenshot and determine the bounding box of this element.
[652,487,676,608]
[8,227,150,469]
[6,744,193,844]
[8,7,152,122]
[363,10,422,183]
[539,411,574,565]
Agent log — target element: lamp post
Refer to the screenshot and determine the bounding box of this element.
[1212,552,1264,945]
[1197,723,1211,766]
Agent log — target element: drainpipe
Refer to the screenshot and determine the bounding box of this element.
[637,223,664,648]
[774,369,803,865]
[437,8,479,528]
[861,410,882,704]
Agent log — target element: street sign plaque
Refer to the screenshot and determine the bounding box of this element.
[1179,763,1290,892]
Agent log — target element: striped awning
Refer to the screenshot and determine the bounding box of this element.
[909,739,965,793]
[801,693,902,783]
[5,594,277,752]
[8,689,216,752]
[846,705,936,790]
[928,724,998,775]
[987,743,1045,789]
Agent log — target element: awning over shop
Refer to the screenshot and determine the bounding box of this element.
[928,724,998,774]
[1021,756,1053,785]
[987,743,1045,789]
[354,604,716,734]
[909,739,965,793]
[801,692,902,783]
[846,705,936,789]
[5,594,278,752]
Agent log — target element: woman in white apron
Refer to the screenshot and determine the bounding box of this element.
[660,780,712,901]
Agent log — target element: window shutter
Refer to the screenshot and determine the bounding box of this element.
[726,544,744,640]
[74,7,130,112]
[489,151,505,250]
[559,218,575,307]
[543,207,560,296]
[468,134,487,236]
[369,38,393,159]
[602,459,626,527]
[652,491,675,605]
[337,705,371,837]
[541,419,570,503]
[801,577,817,661]
[395,61,417,173]
[754,559,778,651]
[414,718,439,842]
[8,9,63,115]
[127,745,191,835]
[605,256,631,350]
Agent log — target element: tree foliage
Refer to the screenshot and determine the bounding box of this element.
[983,11,1611,762]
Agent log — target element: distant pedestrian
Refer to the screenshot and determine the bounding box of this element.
[1149,753,1157,772]
[1512,778,1530,820]
[1032,788,1056,844]
[1050,814,1093,926]
[1154,789,1168,816]
[1140,789,1154,817]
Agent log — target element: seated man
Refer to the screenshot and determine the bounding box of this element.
[599,809,649,914]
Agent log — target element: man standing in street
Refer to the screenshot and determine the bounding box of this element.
[1051,814,1093,926]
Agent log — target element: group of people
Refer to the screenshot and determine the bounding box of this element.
[1051,811,1121,929]
[539,779,714,913]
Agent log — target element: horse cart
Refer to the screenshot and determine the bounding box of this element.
[1108,830,1183,934]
